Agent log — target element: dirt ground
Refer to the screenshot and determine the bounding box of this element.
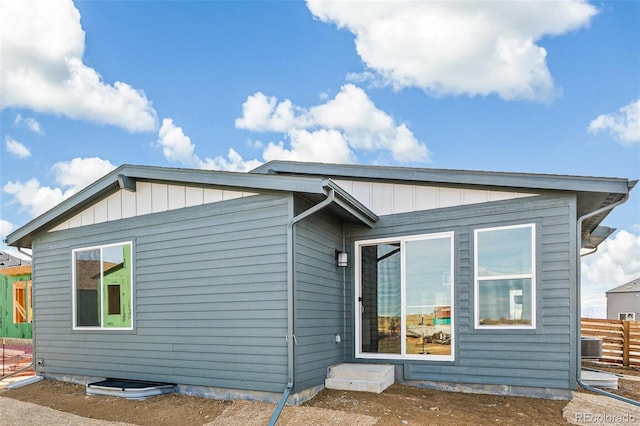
[1,364,639,426]
[0,379,568,425]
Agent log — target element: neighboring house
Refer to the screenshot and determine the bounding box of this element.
[606,277,640,321]
[4,162,635,403]
[0,251,30,269]
[0,264,32,338]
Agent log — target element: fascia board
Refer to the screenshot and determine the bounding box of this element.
[5,167,126,248]
[5,165,330,248]
[324,179,378,226]
[120,165,329,194]
[5,165,355,247]
[255,161,632,195]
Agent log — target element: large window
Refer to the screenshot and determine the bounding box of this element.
[356,232,454,361]
[474,224,535,329]
[73,241,133,330]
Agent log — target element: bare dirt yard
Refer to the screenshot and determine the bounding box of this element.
[1,365,640,426]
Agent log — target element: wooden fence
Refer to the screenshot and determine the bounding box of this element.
[581,318,640,367]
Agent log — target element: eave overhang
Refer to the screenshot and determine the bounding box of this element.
[5,164,377,249]
[253,161,636,249]
[582,226,616,250]
[252,161,632,194]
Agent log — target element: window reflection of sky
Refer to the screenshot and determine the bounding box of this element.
[74,245,126,264]
[377,244,401,317]
[373,237,452,317]
[477,227,532,276]
[76,248,100,261]
[406,238,451,315]
[103,245,125,264]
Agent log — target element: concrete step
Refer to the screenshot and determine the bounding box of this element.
[325,363,394,393]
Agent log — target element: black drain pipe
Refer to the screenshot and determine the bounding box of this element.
[268,187,336,426]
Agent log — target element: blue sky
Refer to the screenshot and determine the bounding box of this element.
[1,0,639,317]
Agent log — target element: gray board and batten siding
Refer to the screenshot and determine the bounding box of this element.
[32,194,292,393]
[345,193,578,396]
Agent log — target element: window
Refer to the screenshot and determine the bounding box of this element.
[73,242,133,330]
[13,280,32,324]
[474,224,535,329]
[356,232,454,360]
[619,313,635,321]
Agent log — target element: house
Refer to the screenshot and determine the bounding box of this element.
[0,251,30,269]
[1,264,32,339]
[4,161,635,404]
[606,277,640,321]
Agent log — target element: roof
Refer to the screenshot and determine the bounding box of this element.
[0,251,31,269]
[5,164,377,248]
[252,161,636,248]
[6,162,634,249]
[606,277,640,294]
[582,226,616,250]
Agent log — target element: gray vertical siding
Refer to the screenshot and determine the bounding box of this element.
[347,194,578,391]
[293,198,347,392]
[32,194,291,393]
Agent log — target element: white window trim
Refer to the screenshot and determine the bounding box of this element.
[474,223,536,330]
[355,231,455,361]
[72,241,134,331]
[619,312,636,321]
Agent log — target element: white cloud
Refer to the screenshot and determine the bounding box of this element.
[0,0,157,132]
[200,148,263,172]
[307,0,597,101]
[3,178,65,218]
[5,137,31,159]
[588,99,640,146]
[0,219,14,239]
[51,157,116,195]
[262,129,355,164]
[14,114,44,134]
[3,157,116,218]
[236,84,430,163]
[235,93,307,132]
[155,56,419,168]
[157,118,200,168]
[310,84,393,133]
[581,229,640,318]
[157,118,262,172]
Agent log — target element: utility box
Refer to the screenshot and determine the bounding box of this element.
[581,336,603,359]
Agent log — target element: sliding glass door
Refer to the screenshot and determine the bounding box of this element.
[360,243,401,354]
[357,232,454,360]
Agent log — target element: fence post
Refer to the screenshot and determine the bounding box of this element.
[623,320,630,367]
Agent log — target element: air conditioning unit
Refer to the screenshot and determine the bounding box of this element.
[581,336,603,359]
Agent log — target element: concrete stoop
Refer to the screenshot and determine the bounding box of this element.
[325,363,394,393]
